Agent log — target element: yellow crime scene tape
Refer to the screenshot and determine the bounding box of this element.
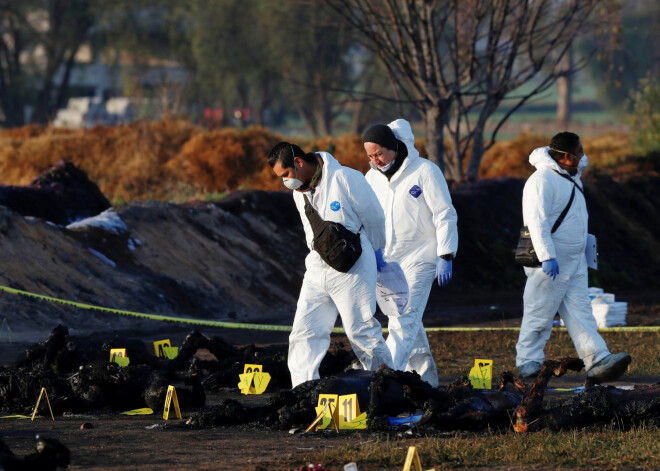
[1,285,659,334]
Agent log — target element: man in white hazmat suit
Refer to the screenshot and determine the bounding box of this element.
[362,119,458,387]
[267,142,393,388]
[516,131,631,382]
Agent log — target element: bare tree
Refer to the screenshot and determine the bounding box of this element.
[557,46,573,125]
[321,0,601,181]
[0,0,117,126]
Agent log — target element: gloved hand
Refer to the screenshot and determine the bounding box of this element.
[436,258,452,287]
[374,249,387,272]
[542,258,559,281]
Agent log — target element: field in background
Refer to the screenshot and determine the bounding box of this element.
[0,120,637,204]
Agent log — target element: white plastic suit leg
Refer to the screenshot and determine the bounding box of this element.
[516,257,609,369]
[385,261,439,387]
[329,248,393,372]
[288,246,392,388]
[288,274,340,388]
[556,259,610,370]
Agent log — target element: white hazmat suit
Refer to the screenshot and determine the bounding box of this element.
[289,152,393,387]
[366,119,458,386]
[516,147,610,371]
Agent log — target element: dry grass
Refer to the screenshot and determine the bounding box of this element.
[285,328,659,470]
[0,122,637,203]
[284,425,660,469]
[429,330,659,378]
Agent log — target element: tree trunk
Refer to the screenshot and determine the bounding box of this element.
[466,123,487,181]
[557,47,573,125]
[444,138,463,183]
[350,101,364,135]
[423,105,446,171]
[33,78,55,124]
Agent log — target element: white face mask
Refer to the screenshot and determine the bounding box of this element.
[370,159,396,172]
[578,153,588,171]
[282,163,304,190]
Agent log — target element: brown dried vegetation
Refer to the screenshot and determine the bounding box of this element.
[0,121,634,203]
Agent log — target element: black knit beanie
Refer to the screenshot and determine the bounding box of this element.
[362,125,399,151]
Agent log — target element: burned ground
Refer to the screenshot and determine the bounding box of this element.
[3,328,659,433]
[1,326,658,470]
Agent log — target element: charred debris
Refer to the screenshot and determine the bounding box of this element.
[1,326,658,434]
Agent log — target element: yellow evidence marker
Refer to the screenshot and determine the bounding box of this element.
[31,388,55,421]
[337,393,367,429]
[469,359,493,389]
[121,408,154,415]
[163,385,181,420]
[163,346,178,359]
[402,446,435,471]
[153,340,179,359]
[109,348,130,366]
[307,394,340,432]
[153,339,171,357]
[238,364,271,395]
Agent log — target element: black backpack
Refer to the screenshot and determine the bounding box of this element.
[303,194,362,273]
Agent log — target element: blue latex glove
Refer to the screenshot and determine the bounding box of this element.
[374,249,387,272]
[542,258,559,281]
[436,258,452,287]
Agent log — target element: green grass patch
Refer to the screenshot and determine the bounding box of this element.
[284,425,660,469]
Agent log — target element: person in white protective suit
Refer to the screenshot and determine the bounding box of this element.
[267,142,393,388]
[516,131,631,382]
[362,119,458,387]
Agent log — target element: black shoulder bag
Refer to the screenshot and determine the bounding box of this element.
[303,194,362,272]
[515,171,584,267]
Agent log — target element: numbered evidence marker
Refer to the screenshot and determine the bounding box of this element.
[306,394,339,432]
[468,359,493,390]
[163,385,181,420]
[109,348,130,367]
[31,388,55,421]
[337,393,367,429]
[402,446,435,471]
[238,364,271,395]
[153,339,179,359]
[306,393,368,432]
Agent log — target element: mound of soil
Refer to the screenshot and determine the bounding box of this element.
[0,159,110,225]
[0,160,657,338]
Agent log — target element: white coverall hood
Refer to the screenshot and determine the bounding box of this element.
[517,146,609,372]
[365,118,459,386]
[529,146,588,177]
[288,151,392,387]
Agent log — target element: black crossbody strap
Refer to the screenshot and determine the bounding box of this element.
[303,194,324,234]
[549,169,584,233]
[553,169,584,195]
[551,185,576,233]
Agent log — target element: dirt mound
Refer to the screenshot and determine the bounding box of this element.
[0,159,110,225]
[0,160,657,337]
[0,184,307,333]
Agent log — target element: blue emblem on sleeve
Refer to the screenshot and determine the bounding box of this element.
[330,201,341,211]
[409,185,422,198]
